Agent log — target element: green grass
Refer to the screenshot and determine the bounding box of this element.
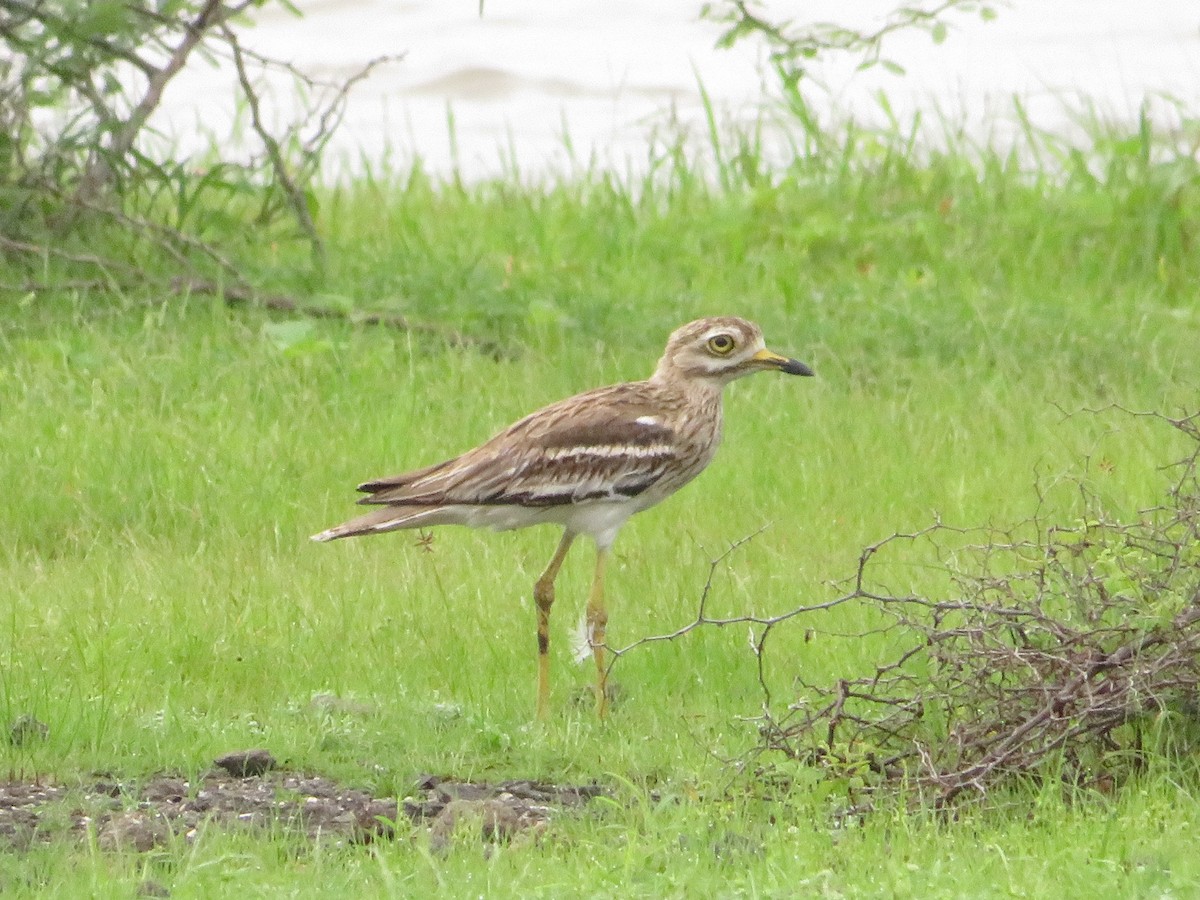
[1,108,1199,895]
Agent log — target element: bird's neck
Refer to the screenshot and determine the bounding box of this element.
[647,368,727,409]
[650,364,726,395]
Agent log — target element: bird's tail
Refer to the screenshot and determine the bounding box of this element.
[310,506,440,542]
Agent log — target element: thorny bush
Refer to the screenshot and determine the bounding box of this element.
[756,409,1200,810]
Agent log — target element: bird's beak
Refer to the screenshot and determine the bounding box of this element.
[751,348,814,377]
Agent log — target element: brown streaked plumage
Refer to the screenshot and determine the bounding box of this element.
[312,316,814,718]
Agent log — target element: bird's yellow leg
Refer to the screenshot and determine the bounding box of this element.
[587,546,610,719]
[534,530,576,720]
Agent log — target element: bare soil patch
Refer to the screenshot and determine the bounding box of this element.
[0,751,605,853]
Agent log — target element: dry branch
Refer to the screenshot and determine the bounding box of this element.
[222,21,325,267]
[753,410,1200,810]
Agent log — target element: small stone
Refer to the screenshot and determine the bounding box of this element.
[142,778,187,803]
[213,749,275,778]
[428,798,545,854]
[98,811,169,852]
[351,800,398,844]
[92,780,123,797]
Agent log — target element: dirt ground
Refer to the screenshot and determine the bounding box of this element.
[0,750,605,853]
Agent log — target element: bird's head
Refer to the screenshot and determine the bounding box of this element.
[652,316,814,386]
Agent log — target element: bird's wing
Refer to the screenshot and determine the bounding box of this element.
[357,383,681,508]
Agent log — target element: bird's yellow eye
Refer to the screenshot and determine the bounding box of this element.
[706,334,735,355]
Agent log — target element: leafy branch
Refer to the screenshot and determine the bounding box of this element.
[704,0,1000,86]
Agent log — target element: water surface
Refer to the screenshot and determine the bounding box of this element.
[157,1,1200,179]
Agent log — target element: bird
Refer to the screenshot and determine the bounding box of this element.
[311,316,814,719]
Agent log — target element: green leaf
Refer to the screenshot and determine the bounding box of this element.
[76,0,129,38]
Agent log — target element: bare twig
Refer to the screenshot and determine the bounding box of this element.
[603,525,858,718]
[222,22,325,268]
[610,528,812,655]
[301,53,404,163]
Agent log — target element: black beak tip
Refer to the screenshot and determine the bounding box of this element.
[782,358,815,377]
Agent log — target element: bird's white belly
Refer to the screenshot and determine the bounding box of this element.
[446,496,656,549]
[557,498,650,548]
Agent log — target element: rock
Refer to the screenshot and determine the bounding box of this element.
[428,797,547,855]
[350,799,399,844]
[142,778,187,803]
[213,749,276,778]
[98,812,170,852]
